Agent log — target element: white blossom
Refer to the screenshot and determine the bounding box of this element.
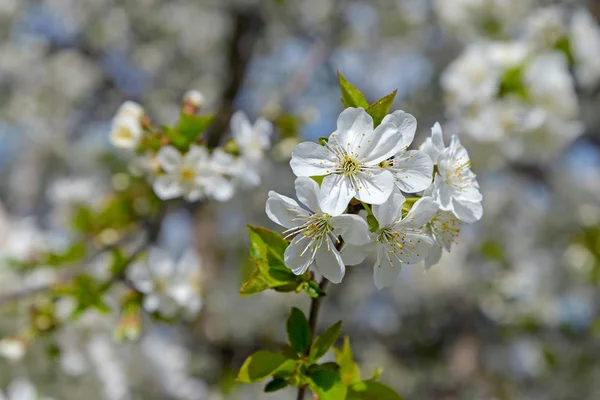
[422,210,462,269]
[127,247,203,317]
[153,145,234,202]
[0,337,26,361]
[0,379,50,400]
[183,90,205,108]
[109,101,144,150]
[341,192,437,289]
[570,8,600,88]
[265,177,371,283]
[230,111,273,161]
[290,108,416,215]
[426,124,483,223]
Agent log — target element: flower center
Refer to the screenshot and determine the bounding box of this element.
[179,166,196,182]
[445,160,472,189]
[116,127,133,140]
[340,156,360,177]
[283,212,337,262]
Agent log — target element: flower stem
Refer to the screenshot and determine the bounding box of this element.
[296,277,330,400]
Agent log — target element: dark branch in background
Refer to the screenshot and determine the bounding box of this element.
[205,8,265,148]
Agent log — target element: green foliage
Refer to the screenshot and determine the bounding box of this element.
[338,71,369,109]
[287,308,310,354]
[554,36,575,67]
[274,114,302,139]
[347,381,403,399]
[264,378,288,392]
[60,275,111,318]
[236,350,290,383]
[310,321,342,362]
[338,71,399,126]
[43,242,87,267]
[498,65,528,100]
[366,90,397,127]
[308,367,348,400]
[367,214,379,233]
[163,113,214,151]
[335,337,361,385]
[240,226,324,297]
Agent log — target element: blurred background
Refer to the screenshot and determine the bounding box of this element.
[1,0,600,399]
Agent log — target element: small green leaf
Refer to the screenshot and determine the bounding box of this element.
[367,215,379,233]
[178,113,214,141]
[347,381,403,400]
[304,280,327,298]
[287,308,310,354]
[236,351,288,383]
[498,65,527,100]
[308,368,348,400]
[310,321,342,362]
[366,90,397,127]
[247,225,288,267]
[264,378,288,392]
[334,337,361,385]
[338,71,369,109]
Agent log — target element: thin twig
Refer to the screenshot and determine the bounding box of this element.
[297,276,330,400]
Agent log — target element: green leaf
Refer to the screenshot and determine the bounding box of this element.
[334,337,361,385]
[498,65,527,100]
[366,90,397,127]
[264,378,288,393]
[338,71,369,109]
[241,226,303,296]
[347,381,403,400]
[367,215,379,233]
[178,113,214,141]
[308,368,348,400]
[310,321,342,362]
[236,351,289,383]
[304,280,326,298]
[287,308,310,354]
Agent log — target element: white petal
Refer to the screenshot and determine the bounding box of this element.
[157,146,182,173]
[153,174,183,200]
[391,150,434,193]
[290,142,336,177]
[381,110,417,150]
[452,198,483,223]
[315,245,345,284]
[354,170,394,205]
[395,231,434,265]
[319,174,355,216]
[360,121,408,164]
[110,117,142,149]
[143,294,160,313]
[230,111,253,145]
[185,145,210,167]
[456,187,483,203]
[332,108,373,153]
[340,243,373,265]
[295,177,320,212]
[265,191,307,229]
[372,190,405,227]
[432,177,453,210]
[209,176,235,202]
[284,235,313,275]
[401,196,439,228]
[148,247,175,278]
[419,122,445,163]
[424,244,443,270]
[374,247,402,289]
[7,379,37,400]
[330,214,371,245]
[449,135,470,163]
[254,117,273,150]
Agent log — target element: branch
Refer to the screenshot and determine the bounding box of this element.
[205,8,265,148]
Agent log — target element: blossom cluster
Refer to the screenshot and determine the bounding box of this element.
[266,107,482,289]
[440,6,600,165]
[109,91,274,202]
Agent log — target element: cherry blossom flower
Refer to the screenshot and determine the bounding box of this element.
[265,177,370,283]
[290,108,417,215]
